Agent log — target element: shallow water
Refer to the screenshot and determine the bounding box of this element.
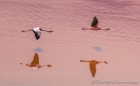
[0,0,140,86]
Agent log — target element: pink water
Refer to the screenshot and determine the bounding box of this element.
[0,0,140,86]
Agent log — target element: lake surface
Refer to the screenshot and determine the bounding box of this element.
[0,0,140,86]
